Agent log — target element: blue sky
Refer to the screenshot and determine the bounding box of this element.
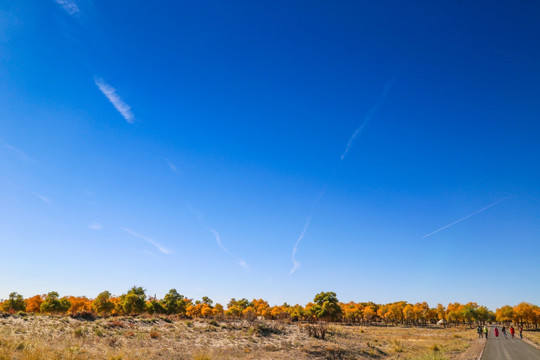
[1,0,539,310]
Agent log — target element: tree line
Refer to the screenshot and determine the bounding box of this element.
[1,289,539,328]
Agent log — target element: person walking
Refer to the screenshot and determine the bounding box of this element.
[484,325,489,339]
[501,326,507,338]
[510,326,515,339]
[477,325,483,338]
[519,326,523,339]
[494,326,499,338]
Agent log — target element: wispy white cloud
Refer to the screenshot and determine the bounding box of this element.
[423,198,510,239]
[94,77,134,123]
[340,77,396,161]
[237,259,249,269]
[289,217,311,275]
[210,228,249,269]
[120,227,172,254]
[187,206,249,269]
[210,228,230,255]
[54,0,80,16]
[0,140,31,161]
[287,188,326,275]
[32,192,52,205]
[166,159,178,174]
[88,222,102,230]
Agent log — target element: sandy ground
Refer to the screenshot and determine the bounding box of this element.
[0,314,484,359]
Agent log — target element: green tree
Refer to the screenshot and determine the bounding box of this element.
[40,292,70,314]
[147,298,166,315]
[227,298,251,310]
[92,291,115,316]
[202,296,213,306]
[161,289,186,315]
[121,286,146,315]
[313,291,342,321]
[1,292,26,313]
[460,303,479,325]
[314,292,339,306]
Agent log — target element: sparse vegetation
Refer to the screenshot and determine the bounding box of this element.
[302,323,328,339]
[0,314,484,359]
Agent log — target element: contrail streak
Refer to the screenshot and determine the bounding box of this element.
[32,192,53,205]
[340,77,396,161]
[210,228,231,255]
[288,187,326,275]
[120,227,172,254]
[288,75,397,274]
[94,77,135,123]
[289,217,311,275]
[210,228,249,269]
[422,198,509,239]
[187,206,249,269]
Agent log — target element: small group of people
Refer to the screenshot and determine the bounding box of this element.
[477,325,489,338]
[477,325,523,340]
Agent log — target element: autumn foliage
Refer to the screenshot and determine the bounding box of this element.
[1,289,538,329]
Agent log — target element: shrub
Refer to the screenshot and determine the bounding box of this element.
[108,337,120,347]
[392,340,403,352]
[149,328,160,339]
[247,321,282,337]
[70,311,97,321]
[74,327,85,338]
[107,319,125,328]
[302,323,328,339]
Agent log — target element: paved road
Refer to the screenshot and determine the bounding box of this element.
[480,326,540,360]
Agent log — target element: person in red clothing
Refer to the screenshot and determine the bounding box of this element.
[494,327,499,337]
[510,326,515,339]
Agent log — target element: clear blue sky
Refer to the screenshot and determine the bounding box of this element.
[1,0,539,310]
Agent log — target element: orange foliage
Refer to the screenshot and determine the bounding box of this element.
[25,295,44,313]
[68,296,92,314]
[11,289,540,329]
[109,296,123,315]
[252,299,269,316]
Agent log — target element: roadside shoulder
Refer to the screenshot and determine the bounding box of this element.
[522,337,540,350]
[452,339,486,360]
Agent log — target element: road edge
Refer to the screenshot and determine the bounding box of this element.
[476,339,486,360]
[522,337,540,350]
